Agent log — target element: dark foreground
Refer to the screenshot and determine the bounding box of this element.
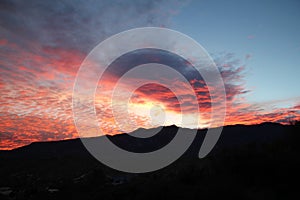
[0,123,299,200]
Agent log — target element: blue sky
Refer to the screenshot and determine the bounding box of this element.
[172,0,300,106]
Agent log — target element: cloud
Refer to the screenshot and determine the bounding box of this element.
[0,0,187,149]
[1,38,299,150]
[0,115,76,150]
[0,0,185,53]
[0,1,299,150]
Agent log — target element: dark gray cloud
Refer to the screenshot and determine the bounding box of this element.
[0,0,185,53]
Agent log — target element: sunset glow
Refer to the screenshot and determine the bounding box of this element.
[1,0,299,150]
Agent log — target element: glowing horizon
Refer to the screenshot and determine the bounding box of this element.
[1,0,299,150]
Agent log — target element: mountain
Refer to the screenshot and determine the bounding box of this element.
[0,123,286,158]
[0,123,298,200]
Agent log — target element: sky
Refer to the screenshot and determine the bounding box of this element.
[0,0,299,150]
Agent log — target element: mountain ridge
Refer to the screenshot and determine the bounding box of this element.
[1,122,285,153]
[0,122,288,160]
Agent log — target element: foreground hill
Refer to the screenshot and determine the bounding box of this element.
[0,123,299,200]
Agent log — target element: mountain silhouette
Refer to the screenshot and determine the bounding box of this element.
[0,122,298,200]
[0,123,286,158]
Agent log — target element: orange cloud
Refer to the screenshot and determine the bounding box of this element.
[1,40,299,150]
